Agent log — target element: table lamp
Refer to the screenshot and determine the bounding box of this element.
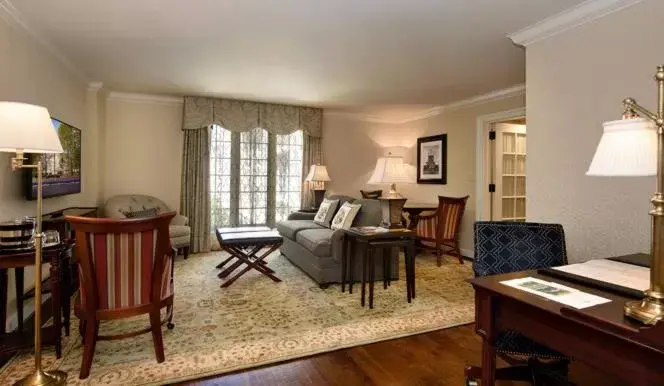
[368,153,412,228]
[305,164,331,209]
[0,102,67,385]
[587,65,664,325]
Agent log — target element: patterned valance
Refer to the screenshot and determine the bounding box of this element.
[183,96,322,138]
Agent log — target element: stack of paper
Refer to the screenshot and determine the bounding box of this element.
[552,259,649,292]
[501,277,611,309]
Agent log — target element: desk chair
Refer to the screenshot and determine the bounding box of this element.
[66,213,176,379]
[466,221,571,386]
[414,195,468,265]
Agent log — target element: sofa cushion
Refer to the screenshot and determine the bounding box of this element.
[296,228,334,257]
[276,220,323,240]
[352,198,383,227]
[169,225,191,238]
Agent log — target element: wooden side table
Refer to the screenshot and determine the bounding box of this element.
[0,243,72,358]
[342,229,415,309]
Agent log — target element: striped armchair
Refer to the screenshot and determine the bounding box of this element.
[414,195,468,266]
[66,212,176,379]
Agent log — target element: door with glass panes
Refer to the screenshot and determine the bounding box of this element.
[491,123,526,221]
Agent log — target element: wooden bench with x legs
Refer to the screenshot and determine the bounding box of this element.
[215,228,283,288]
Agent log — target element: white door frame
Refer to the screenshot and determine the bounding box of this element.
[475,107,526,221]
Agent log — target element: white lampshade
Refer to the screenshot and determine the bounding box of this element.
[305,164,331,182]
[368,155,412,184]
[587,118,656,176]
[0,102,63,154]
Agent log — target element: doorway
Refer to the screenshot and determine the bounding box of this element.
[475,108,526,221]
[488,121,526,221]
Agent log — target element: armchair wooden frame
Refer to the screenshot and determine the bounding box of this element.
[66,213,176,379]
[415,195,468,266]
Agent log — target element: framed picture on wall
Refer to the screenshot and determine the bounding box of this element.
[417,134,447,184]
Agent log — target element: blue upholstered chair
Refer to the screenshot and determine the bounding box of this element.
[466,221,571,386]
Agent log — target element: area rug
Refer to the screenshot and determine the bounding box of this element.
[0,251,475,385]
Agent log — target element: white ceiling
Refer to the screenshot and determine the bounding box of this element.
[8,0,586,108]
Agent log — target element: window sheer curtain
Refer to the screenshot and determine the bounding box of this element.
[182,97,322,249]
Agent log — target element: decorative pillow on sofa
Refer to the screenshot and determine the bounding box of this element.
[331,202,361,230]
[122,208,159,218]
[313,199,339,227]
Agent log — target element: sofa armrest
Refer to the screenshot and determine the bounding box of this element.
[287,211,316,221]
[171,214,189,226]
[330,228,347,263]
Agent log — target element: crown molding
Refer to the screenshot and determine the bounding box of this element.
[324,84,525,125]
[438,84,525,113]
[0,0,88,83]
[508,0,645,47]
[87,81,103,92]
[107,91,184,105]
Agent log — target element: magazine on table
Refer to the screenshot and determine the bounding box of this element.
[350,226,389,234]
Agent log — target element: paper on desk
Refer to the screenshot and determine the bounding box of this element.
[553,259,649,292]
[501,277,611,309]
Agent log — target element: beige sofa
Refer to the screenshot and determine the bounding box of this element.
[103,194,191,258]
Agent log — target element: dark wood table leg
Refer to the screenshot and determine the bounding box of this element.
[407,239,416,300]
[368,246,375,309]
[49,251,62,358]
[341,237,348,293]
[0,268,7,334]
[360,241,367,307]
[382,247,388,290]
[62,252,72,336]
[14,267,24,331]
[349,238,355,294]
[478,291,497,385]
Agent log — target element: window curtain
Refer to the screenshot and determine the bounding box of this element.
[301,136,322,209]
[180,127,211,253]
[182,96,322,246]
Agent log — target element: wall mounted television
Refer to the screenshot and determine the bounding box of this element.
[24,117,82,200]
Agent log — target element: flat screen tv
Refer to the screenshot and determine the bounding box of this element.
[24,117,82,200]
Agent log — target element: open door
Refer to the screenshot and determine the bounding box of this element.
[489,123,526,221]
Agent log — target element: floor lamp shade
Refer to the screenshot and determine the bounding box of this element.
[587,118,657,176]
[0,102,63,154]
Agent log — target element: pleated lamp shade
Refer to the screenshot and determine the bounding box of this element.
[587,118,657,177]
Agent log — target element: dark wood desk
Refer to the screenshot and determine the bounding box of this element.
[469,270,664,385]
[402,202,437,229]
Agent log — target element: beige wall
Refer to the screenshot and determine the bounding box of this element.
[324,95,525,255]
[526,0,661,262]
[0,18,99,330]
[104,98,183,211]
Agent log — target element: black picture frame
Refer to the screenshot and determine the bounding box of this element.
[417,134,447,184]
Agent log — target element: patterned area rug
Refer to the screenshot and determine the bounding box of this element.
[0,251,474,385]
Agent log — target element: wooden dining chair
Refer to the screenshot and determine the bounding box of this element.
[65,212,176,379]
[414,195,469,265]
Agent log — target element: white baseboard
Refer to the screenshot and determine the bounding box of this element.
[461,248,474,259]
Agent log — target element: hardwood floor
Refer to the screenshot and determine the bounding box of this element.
[177,325,625,386]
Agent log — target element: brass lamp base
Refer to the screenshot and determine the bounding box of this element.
[379,197,407,228]
[624,296,664,325]
[14,369,67,386]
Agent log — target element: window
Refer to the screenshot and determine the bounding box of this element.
[276,131,303,222]
[210,125,303,228]
[240,128,268,225]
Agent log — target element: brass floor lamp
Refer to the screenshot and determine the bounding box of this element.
[587,65,664,325]
[0,102,67,385]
